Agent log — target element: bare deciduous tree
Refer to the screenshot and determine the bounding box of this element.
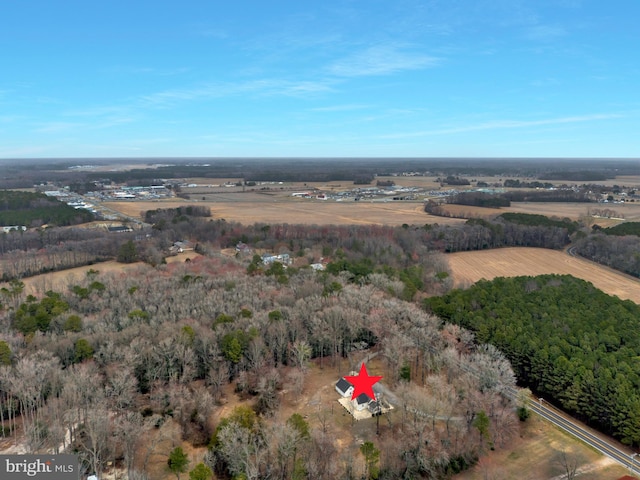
[217,421,267,480]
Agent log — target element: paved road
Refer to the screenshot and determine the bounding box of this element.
[504,386,640,475]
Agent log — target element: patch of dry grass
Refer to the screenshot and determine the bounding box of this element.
[454,415,629,480]
[105,199,465,226]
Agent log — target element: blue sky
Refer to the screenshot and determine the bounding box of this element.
[1,0,639,158]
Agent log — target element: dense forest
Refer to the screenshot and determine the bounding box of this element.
[0,249,520,479]
[425,274,640,445]
[502,179,553,189]
[442,192,510,208]
[497,213,579,234]
[0,191,94,227]
[574,233,640,278]
[440,190,592,208]
[2,158,640,189]
[600,221,640,237]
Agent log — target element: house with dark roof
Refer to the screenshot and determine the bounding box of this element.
[368,399,382,416]
[169,240,194,254]
[335,377,354,398]
[107,225,132,233]
[235,242,252,254]
[354,392,373,411]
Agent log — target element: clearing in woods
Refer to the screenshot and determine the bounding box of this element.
[447,247,640,304]
[453,414,627,480]
[15,252,200,295]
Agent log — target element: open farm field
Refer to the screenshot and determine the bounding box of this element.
[506,201,640,222]
[104,199,465,226]
[14,252,199,295]
[437,201,640,226]
[570,174,640,188]
[447,247,640,304]
[436,204,503,219]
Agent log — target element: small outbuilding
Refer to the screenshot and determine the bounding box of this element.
[335,377,354,398]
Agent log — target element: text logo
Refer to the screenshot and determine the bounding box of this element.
[0,455,79,479]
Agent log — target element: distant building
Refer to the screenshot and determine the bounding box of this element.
[235,242,252,254]
[1,226,27,233]
[107,225,133,233]
[262,253,292,265]
[169,240,194,254]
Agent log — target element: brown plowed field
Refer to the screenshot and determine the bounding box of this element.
[105,199,465,226]
[438,201,640,227]
[447,247,640,304]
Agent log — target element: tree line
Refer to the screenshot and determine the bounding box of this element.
[425,274,640,446]
[574,233,640,278]
[0,227,120,281]
[1,197,636,290]
[0,205,576,283]
[599,221,640,237]
[436,190,593,209]
[0,191,94,227]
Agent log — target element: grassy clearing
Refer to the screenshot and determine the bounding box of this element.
[454,415,628,480]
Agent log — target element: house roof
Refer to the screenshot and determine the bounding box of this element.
[368,400,382,414]
[336,377,353,392]
[236,242,251,251]
[355,392,372,405]
[107,225,132,232]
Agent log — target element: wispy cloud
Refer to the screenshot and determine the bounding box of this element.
[33,121,84,134]
[525,25,567,42]
[103,66,190,76]
[62,105,136,129]
[33,115,135,134]
[530,77,561,87]
[0,115,25,123]
[310,104,370,112]
[0,145,54,157]
[199,28,228,39]
[328,45,439,77]
[140,79,336,107]
[381,113,623,139]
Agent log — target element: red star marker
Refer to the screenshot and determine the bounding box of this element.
[344,363,382,401]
